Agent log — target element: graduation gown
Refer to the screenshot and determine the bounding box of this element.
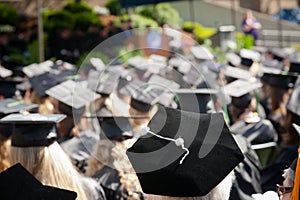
[230,118,278,145]
[92,166,129,200]
[60,129,99,173]
[230,135,262,200]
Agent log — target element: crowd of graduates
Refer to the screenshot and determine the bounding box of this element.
[1,26,300,200]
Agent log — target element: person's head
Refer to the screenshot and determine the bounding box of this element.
[4,113,89,200]
[147,171,234,200]
[0,134,10,172]
[244,10,253,19]
[284,110,300,145]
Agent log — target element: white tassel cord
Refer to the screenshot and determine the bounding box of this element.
[141,127,190,165]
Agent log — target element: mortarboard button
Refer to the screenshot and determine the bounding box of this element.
[126,106,244,197]
[0,113,66,147]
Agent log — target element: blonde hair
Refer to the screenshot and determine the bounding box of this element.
[10,142,88,200]
[86,138,143,200]
[0,136,10,172]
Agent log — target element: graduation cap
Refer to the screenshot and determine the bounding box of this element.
[190,46,214,60]
[0,66,13,78]
[268,48,289,62]
[286,77,300,116]
[174,88,218,113]
[222,79,262,109]
[239,48,261,67]
[87,69,120,96]
[23,61,54,78]
[29,72,61,97]
[226,52,241,67]
[126,106,244,197]
[288,53,300,73]
[168,57,192,75]
[130,83,165,112]
[262,72,298,89]
[0,79,22,98]
[0,113,66,147]
[148,74,180,107]
[46,80,100,116]
[0,163,77,200]
[0,98,38,117]
[224,66,252,81]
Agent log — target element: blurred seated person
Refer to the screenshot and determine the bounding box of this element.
[225,80,278,145]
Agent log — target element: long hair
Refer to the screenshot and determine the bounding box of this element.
[10,142,88,200]
[0,135,10,172]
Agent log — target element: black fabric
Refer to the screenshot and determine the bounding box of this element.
[127,106,244,197]
[11,123,58,147]
[229,135,262,200]
[231,94,252,109]
[60,129,99,173]
[261,144,298,192]
[0,163,77,200]
[93,166,128,200]
[230,119,278,145]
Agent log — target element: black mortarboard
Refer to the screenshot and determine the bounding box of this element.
[126,106,244,197]
[262,72,298,89]
[0,79,22,98]
[0,98,38,117]
[190,46,214,60]
[98,116,134,141]
[148,74,180,107]
[224,66,252,81]
[288,53,300,73]
[174,88,218,113]
[286,77,300,116]
[29,72,61,97]
[269,48,290,62]
[0,163,77,200]
[223,79,262,109]
[120,80,164,112]
[0,113,66,147]
[239,48,261,67]
[46,80,101,110]
[88,69,120,96]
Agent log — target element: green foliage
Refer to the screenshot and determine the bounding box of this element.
[74,11,102,31]
[117,47,142,63]
[182,21,201,33]
[236,32,254,50]
[63,1,92,13]
[181,21,216,44]
[131,14,158,28]
[0,3,18,26]
[43,10,74,32]
[105,0,121,15]
[27,40,39,64]
[193,26,217,44]
[135,3,182,27]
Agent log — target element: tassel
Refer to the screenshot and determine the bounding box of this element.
[291,147,300,200]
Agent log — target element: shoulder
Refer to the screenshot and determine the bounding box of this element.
[80,176,107,200]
